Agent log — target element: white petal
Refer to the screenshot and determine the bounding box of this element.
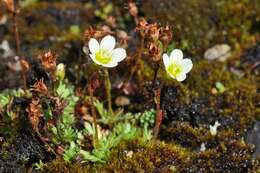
[112,48,126,62]
[176,73,187,82]
[162,53,170,67]
[90,54,102,65]
[170,49,183,63]
[88,38,100,54]
[181,59,193,73]
[100,35,115,51]
[102,62,118,68]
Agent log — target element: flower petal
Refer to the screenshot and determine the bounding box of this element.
[176,73,187,82]
[100,35,116,51]
[88,38,100,54]
[170,49,183,63]
[102,62,118,68]
[181,59,193,73]
[163,53,170,67]
[112,48,126,62]
[90,54,102,65]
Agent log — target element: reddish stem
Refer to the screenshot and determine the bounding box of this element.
[12,12,21,55]
[153,88,163,140]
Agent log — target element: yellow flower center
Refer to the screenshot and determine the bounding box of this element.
[167,63,182,78]
[95,49,112,64]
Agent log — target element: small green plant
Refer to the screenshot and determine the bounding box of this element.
[0,89,29,135]
[0,89,25,108]
[63,141,80,162]
[33,160,45,171]
[94,3,113,20]
[216,82,226,93]
[94,100,128,124]
[139,109,156,128]
[51,81,79,144]
[80,122,140,163]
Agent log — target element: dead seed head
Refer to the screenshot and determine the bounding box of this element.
[84,26,113,41]
[38,51,57,72]
[148,23,160,41]
[3,0,15,13]
[26,98,43,131]
[159,25,173,45]
[136,18,149,37]
[148,42,163,62]
[31,78,48,94]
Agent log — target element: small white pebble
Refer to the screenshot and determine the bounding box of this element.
[126,150,133,158]
[0,40,14,58]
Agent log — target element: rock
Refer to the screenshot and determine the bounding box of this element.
[0,40,15,58]
[240,43,260,74]
[8,61,22,72]
[245,121,260,160]
[204,44,231,61]
[0,132,51,173]
[115,96,130,106]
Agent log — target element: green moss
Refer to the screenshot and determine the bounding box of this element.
[187,60,258,127]
[142,0,260,54]
[101,139,191,172]
[38,158,91,173]
[4,2,95,58]
[189,140,254,172]
[38,139,190,172]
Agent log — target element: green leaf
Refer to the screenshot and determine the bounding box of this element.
[80,150,105,163]
[216,82,226,93]
[63,141,79,162]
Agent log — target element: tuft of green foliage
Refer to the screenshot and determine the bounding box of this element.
[33,160,46,171]
[51,82,79,144]
[63,141,80,162]
[139,108,156,128]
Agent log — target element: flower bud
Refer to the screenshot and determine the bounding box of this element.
[55,63,65,81]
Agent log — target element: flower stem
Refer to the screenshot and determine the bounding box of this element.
[12,9,20,55]
[104,68,113,115]
[153,87,163,140]
[88,84,99,147]
[11,2,27,89]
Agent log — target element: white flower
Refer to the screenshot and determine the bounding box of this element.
[88,35,126,68]
[162,49,193,82]
[209,121,221,136]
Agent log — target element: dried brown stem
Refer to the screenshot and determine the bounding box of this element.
[12,12,20,55]
[9,2,26,89]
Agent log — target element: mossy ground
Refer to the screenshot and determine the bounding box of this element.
[0,0,259,172]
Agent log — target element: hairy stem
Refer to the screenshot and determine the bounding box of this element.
[104,68,113,115]
[88,84,99,147]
